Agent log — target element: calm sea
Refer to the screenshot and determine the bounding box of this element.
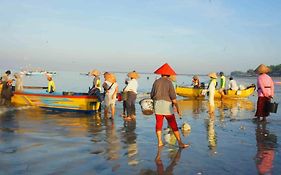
[0,71,280,175]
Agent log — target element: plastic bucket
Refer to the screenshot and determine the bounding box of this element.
[139,98,154,115]
[266,101,278,113]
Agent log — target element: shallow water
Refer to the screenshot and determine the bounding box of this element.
[0,72,281,175]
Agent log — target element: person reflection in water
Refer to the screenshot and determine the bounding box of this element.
[155,147,182,175]
[205,112,217,155]
[105,119,120,161]
[122,121,139,166]
[255,122,277,175]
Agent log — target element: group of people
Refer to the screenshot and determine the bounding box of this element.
[205,64,275,120]
[0,70,56,105]
[0,63,275,149]
[89,63,189,148]
[89,70,139,121]
[0,70,26,105]
[192,72,239,91]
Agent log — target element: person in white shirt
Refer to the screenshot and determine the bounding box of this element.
[123,71,139,121]
[103,73,118,120]
[228,77,239,91]
[208,72,217,114]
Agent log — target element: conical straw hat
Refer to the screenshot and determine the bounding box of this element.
[255,64,270,74]
[208,72,217,79]
[107,73,116,83]
[154,63,176,75]
[127,71,140,79]
[193,75,199,80]
[90,69,100,76]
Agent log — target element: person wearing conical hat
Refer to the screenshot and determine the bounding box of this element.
[150,63,189,148]
[254,64,274,121]
[0,70,13,105]
[192,75,200,88]
[207,72,217,114]
[123,71,139,121]
[14,72,24,92]
[103,72,118,119]
[90,69,102,111]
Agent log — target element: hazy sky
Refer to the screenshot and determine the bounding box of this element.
[0,0,280,74]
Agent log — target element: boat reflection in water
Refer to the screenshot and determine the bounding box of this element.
[178,98,254,120]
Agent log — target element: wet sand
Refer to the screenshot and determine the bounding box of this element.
[0,96,280,175]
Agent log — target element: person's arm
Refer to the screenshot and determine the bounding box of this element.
[258,76,267,97]
[150,82,156,99]
[112,85,118,99]
[124,80,132,92]
[172,99,182,116]
[270,77,274,98]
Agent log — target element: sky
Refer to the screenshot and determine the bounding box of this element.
[0,0,280,74]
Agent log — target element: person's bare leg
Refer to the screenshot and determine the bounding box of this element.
[173,131,189,148]
[156,130,164,147]
[111,104,115,119]
[104,107,109,118]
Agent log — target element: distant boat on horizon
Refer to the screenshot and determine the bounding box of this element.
[23,70,57,76]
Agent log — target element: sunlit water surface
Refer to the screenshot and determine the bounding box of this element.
[0,71,281,174]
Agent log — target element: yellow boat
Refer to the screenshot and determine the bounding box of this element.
[11,91,99,113]
[176,84,256,99]
[176,86,205,99]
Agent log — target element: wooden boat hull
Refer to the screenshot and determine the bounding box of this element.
[176,85,256,99]
[11,92,98,112]
[176,86,205,99]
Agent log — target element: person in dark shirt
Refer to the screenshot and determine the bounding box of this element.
[151,63,189,148]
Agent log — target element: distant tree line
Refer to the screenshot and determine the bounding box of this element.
[231,64,281,77]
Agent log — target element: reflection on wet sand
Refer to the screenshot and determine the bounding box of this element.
[255,121,277,175]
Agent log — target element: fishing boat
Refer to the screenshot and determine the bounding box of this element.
[11,91,98,113]
[176,84,256,99]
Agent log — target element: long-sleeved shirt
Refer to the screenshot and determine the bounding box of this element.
[124,78,138,94]
[257,73,274,97]
[150,77,176,102]
[208,78,217,93]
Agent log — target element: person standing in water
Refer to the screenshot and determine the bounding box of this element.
[103,73,118,120]
[123,71,139,121]
[208,72,217,114]
[150,63,189,148]
[254,64,274,121]
[90,69,102,111]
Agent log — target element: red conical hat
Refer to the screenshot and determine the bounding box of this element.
[154,63,176,75]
